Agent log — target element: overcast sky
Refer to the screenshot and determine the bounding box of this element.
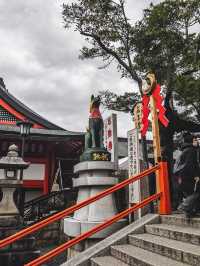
[0,0,160,137]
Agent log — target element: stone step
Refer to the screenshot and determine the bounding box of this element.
[91,256,128,266]
[110,244,186,266]
[129,233,200,265]
[161,214,200,229]
[145,223,200,245]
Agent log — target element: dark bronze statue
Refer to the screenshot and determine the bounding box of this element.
[88,95,104,148]
[81,95,110,162]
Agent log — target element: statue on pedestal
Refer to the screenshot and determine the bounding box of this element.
[89,95,104,148]
[81,95,111,162]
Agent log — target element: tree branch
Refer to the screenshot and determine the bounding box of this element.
[80,30,141,84]
[119,1,142,94]
[182,68,198,76]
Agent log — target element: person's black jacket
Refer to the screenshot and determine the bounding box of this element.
[174,143,200,197]
[174,143,200,180]
[160,91,200,160]
[159,91,200,201]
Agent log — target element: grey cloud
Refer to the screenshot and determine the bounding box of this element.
[0,0,161,137]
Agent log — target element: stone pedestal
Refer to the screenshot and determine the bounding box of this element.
[64,161,127,258]
[0,180,21,215]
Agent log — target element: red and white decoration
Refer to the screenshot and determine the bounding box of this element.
[104,114,118,165]
[141,83,169,137]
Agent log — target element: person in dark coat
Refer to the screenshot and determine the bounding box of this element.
[159,91,200,209]
[173,133,200,214]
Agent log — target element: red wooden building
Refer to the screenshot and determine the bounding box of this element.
[0,79,84,201]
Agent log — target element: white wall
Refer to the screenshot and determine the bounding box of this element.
[23,163,45,180]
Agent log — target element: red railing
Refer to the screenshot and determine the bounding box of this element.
[0,162,171,266]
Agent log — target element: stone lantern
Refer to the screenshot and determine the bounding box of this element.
[0,145,40,266]
[0,144,29,218]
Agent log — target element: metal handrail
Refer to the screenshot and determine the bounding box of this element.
[0,165,159,249]
[0,162,171,266]
[23,189,71,224]
[26,192,161,266]
[24,190,67,207]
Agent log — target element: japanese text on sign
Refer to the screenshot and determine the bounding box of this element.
[104,114,118,164]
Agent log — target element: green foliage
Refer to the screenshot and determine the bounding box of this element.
[99,90,139,114]
[134,0,200,122]
[133,0,200,86]
[62,0,200,122]
[174,74,200,122]
[62,0,141,83]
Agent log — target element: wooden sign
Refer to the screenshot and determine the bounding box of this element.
[134,103,143,130]
[104,114,118,166]
[127,128,141,204]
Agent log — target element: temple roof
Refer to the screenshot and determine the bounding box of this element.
[0,124,84,156]
[0,124,83,138]
[0,82,65,130]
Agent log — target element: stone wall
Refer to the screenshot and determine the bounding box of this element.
[32,219,68,265]
[32,219,66,247]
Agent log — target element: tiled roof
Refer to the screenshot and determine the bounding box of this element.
[0,84,65,130]
[0,124,84,138]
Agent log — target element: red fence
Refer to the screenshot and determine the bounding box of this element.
[0,162,171,266]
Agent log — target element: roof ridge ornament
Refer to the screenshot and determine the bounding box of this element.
[0,144,30,170]
[8,144,19,157]
[0,77,7,91]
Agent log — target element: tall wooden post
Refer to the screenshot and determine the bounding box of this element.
[150,95,171,214]
[134,103,149,168]
[150,95,161,163]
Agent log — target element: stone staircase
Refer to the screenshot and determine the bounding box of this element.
[63,214,200,266]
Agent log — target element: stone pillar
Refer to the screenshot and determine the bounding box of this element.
[64,161,127,258]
